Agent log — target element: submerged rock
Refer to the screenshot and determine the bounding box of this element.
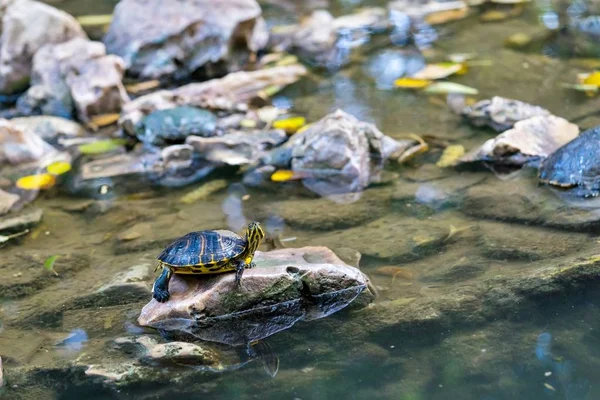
[186,129,287,166]
[17,38,129,121]
[0,0,86,94]
[138,247,373,345]
[260,109,411,197]
[459,115,579,167]
[0,207,42,234]
[104,0,268,80]
[457,96,552,132]
[119,64,307,135]
[135,106,218,146]
[539,125,600,197]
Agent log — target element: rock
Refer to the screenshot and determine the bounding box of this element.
[0,0,86,94]
[119,64,307,135]
[0,189,19,215]
[459,116,579,167]
[113,336,221,367]
[186,129,287,166]
[420,257,488,284]
[461,176,600,230]
[291,10,340,68]
[0,119,56,165]
[0,207,42,234]
[138,247,373,345]
[333,7,390,33]
[365,48,426,90]
[0,252,89,299]
[539,124,600,198]
[254,188,390,231]
[66,54,129,122]
[104,0,268,80]
[309,214,474,261]
[17,37,129,121]
[117,223,151,241]
[70,264,153,309]
[477,221,589,261]
[135,106,217,146]
[0,356,3,388]
[9,116,85,145]
[458,96,552,132]
[261,109,407,197]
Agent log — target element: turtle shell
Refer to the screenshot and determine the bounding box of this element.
[539,125,600,197]
[158,230,246,268]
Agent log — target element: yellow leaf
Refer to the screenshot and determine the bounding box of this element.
[89,113,120,128]
[583,71,600,86]
[424,7,469,25]
[240,119,257,129]
[394,78,431,89]
[46,161,71,176]
[411,63,464,80]
[125,80,160,94]
[76,14,113,27]
[16,174,56,190]
[436,145,465,167]
[273,117,306,134]
[271,170,297,182]
[78,139,127,155]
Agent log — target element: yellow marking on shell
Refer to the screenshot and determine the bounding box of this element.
[199,235,206,257]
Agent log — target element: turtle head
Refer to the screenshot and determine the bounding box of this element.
[245,221,265,256]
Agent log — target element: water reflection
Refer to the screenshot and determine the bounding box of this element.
[55,328,88,357]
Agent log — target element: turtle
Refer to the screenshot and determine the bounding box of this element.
[538,124,600,198]
[152,221,265,302]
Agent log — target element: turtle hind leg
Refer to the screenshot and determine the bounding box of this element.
[152,265,172,302]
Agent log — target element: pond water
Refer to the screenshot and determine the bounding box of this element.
[3,0,600,399]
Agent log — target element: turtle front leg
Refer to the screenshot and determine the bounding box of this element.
[234,259,247,288]
[152,265,172,303]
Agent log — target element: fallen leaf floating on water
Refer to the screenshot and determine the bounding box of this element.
[395,133,429,163]
[424,7,470,25]
[0,229,29,244]
[16,174,56,190]
[89,113,121,128]
[76,14,113,27]
[479,4,525,22]
[179,179,229,204]
[567,71,600,96]
[270,170,312,182]
[296,122,313,133]
[44,255,59,276]
[125,80,160,94]
[78,139,127,155]
[272,116,306,134]
[424,82,479,95]
[240,119,257,129]
[394,77,432,89]
[411,62,467,80]
[436,144,466,167]
[46,161,71,176]
[448,53,477,63]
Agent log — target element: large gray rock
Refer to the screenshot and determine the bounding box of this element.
[0,0,86,94]
[0,189,18,215]
[104,0,268,80]
[17,38,129,122]
[138,247,373,345]
[261,109,412,197]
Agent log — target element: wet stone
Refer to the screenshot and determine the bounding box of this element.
[69,264,153,309]
[254,188,391,231]
[0,207,43,234]
[113,336,221,368]
[309,214,476,262]
[461,177,600,231]
[477,221,590,261]
[0,189,19,216]
[0,252,90,299]
[420,257,489,284]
